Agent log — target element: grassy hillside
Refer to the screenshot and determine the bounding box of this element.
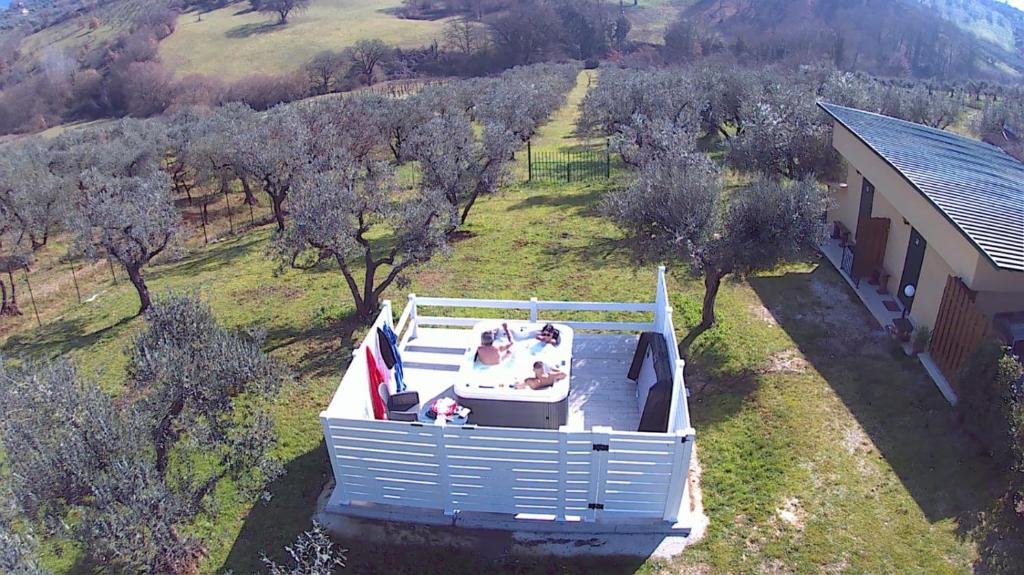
[15,0,150,59]
[4,71,1018,574]
[919,0,1024,54]
[159,0,451,79]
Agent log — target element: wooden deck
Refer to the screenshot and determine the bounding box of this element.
[398,328,642,431]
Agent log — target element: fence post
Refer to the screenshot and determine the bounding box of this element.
[529,297,538,322]
[382,299,392,329]
[566,151,571,183]
[527,139,532,182]
[23,266,40,327]
[69,261,82,304]
[662,427,695,524]
[654,265,667,330]
[586,425,611,522]
[408,293,418,340]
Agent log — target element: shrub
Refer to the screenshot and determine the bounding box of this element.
[958,341,1024,464]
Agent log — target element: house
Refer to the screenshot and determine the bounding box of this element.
[318,268,698,533]
[818,102,1024,399]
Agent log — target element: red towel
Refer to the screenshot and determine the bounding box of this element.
[366,347,388,420]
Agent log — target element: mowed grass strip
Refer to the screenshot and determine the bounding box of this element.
[160,0,451,80]
[5,72,1014,574]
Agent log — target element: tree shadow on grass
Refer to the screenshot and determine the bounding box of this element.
[747,262,1019,572]
[225,21,280,39]
[151,233,263,281]
[508,185,607,214]
[263,314,362,380]
[2,313,136,362]
[221,445,332,574]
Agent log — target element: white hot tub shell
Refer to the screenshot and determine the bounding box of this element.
[455,321,573,429]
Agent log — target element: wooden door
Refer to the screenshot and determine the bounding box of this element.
[898,228,927,310]
[852,217,890,278]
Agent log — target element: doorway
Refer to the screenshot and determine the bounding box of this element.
[898,228,927,311]
[856,179,875,237]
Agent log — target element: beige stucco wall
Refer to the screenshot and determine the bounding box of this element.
[976,290,1024,316]
[913,245,956,328]
[971,259,1024,292]
[827,166,862,236]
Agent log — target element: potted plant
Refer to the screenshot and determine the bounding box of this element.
[912,325,931,355]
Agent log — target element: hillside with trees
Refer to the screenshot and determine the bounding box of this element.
[682,0,1024,79]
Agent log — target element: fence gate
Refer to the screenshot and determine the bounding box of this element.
[527,140,611,183]
[929,275,992,384]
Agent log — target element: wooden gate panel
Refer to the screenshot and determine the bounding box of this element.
[929,275,992,385]
[852,217,890,278]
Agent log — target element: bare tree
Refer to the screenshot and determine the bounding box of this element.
[444,17,485,55]
[344,39,394,85]
[487,1,559,65]
[304,51,349,95]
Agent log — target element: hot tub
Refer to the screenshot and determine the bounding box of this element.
[455,321,573,429]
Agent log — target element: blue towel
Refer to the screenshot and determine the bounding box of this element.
[378,324,406,392]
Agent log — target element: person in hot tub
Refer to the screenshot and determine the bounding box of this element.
[516,361,566,390]
[535,323,561,346]
[475,329,513,365]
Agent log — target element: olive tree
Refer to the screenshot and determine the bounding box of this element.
[0,295,287,574]
[0,138,65,251]
[275,153,448,322]
[605,152,828,353]
[237,105,310,231]
[0,485,48,575]
[881,84,963,129]
[196,103,263,212]
[695,66,757,140]
[577,67,706,166]
[65,168,179,315]
[407,108,518,232]
[728,80,839,180]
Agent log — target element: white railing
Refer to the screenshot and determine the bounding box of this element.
[320,266,696,526]
[321,417,694,523]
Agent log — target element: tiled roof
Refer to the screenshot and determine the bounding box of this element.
[820,102,1024,272]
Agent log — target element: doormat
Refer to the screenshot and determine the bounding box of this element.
[883,300,901,312]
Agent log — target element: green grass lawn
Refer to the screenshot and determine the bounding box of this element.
[5,72,1018,574]
[159,0,451,80]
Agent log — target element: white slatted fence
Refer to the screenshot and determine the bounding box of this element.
[321,417,693,522]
